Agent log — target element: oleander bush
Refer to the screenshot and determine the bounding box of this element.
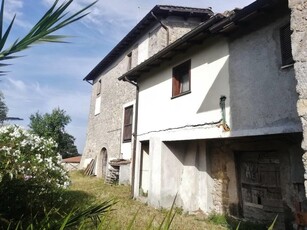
[0,125,70,227]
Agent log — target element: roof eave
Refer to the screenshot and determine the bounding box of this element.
[118,0,279,82]
[83,5,214,82]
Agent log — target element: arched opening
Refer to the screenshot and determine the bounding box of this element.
[95,147,108,178]
[101,148,108,177]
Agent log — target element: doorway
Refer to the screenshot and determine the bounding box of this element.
[139,141,150,196]
[237,151,283,223]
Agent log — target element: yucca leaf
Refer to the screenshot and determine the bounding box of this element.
[63,200,116,228]
[268,215,278,230]
[37,35,69,43]
[0,0,4,39]
[146,215,156,230]
[0,55,23,60]
[236,221,241,230]
[127,208,139,230]
[0,14,15,51]
[0,0,97,70]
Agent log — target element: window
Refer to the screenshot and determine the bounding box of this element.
[97,79,101,96]
[123,105,133,142]
[127,52,132,70]
[280,23,294,67]
[172,60,191,97]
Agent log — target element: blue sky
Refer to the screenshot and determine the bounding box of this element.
[1,0,254,153]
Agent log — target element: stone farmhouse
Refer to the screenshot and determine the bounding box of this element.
[81,6,214,180]
[82,0,307,228]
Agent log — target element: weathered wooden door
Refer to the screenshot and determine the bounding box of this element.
[237,151,283,224]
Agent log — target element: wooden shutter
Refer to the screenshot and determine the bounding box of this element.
[172,60,191,97]
[123,106,133,142]
[280,24,294,66]
[172,74,180,96]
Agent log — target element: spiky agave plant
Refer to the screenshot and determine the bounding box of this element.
[0,0,97,75]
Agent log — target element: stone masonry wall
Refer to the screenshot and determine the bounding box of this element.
[289,0,307,196]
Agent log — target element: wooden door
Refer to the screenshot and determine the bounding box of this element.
[238,151,283,223]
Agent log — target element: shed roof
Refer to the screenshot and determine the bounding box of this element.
[62,156,82,163]
[83,5,213,82]
[118,0,284,82]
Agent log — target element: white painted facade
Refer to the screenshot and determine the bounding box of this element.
[137,38,231,143]
[132,13,303,217]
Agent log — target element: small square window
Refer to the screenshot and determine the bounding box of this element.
[280,23,294,67]
[97,79,101,96]
[172,60,191,97]
[123,105,133,142]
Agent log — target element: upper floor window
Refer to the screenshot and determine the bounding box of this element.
[280,23,294,67]
[123,105,133,142]
[97,79,101,96]
[172,60,191,98]
[127,52,132,70]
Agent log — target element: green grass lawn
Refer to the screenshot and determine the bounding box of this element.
[68,171,227,229]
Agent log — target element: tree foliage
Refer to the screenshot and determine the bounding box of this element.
[29,108,79,158]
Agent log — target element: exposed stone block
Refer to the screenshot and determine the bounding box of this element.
[294,62,307,98]
[291,9,307,31]
[301,119,307,150]
[288,0,307,9]
[291,32,307,61]
[297,99,307,116]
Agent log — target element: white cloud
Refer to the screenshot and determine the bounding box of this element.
[2,77,90,153]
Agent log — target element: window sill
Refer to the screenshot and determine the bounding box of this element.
[281,63,294,70]
[123,140,132,143]
[171,90,191,99]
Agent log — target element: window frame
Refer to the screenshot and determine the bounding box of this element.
[96,79,102,96]
[279,23,294,68]
[172,59,191,98]
[123,105,133,143]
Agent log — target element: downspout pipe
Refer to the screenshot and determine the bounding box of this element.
[151,12,169,45]
[123,76,139,198]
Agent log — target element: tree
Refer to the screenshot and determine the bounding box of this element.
[29,108,79,158]
[0,91,7,124]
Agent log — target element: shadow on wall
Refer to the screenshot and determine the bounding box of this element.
[197,57,230,114]
[161,140,208,210]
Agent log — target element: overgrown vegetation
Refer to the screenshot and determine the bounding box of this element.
[68,171,226,229]
[0,124,278,229]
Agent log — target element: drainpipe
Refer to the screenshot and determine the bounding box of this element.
[123,76,139,198]
[151,12,170,46]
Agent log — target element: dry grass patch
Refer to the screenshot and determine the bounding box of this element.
[69,171,226,229]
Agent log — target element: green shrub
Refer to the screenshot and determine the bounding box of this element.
[0,125,70,226]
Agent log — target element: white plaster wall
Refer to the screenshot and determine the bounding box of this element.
[229,15,301,135]
[138,38,230,142]
[152,140,214,212]
[147,137,163,207]
[138,35,149,64]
